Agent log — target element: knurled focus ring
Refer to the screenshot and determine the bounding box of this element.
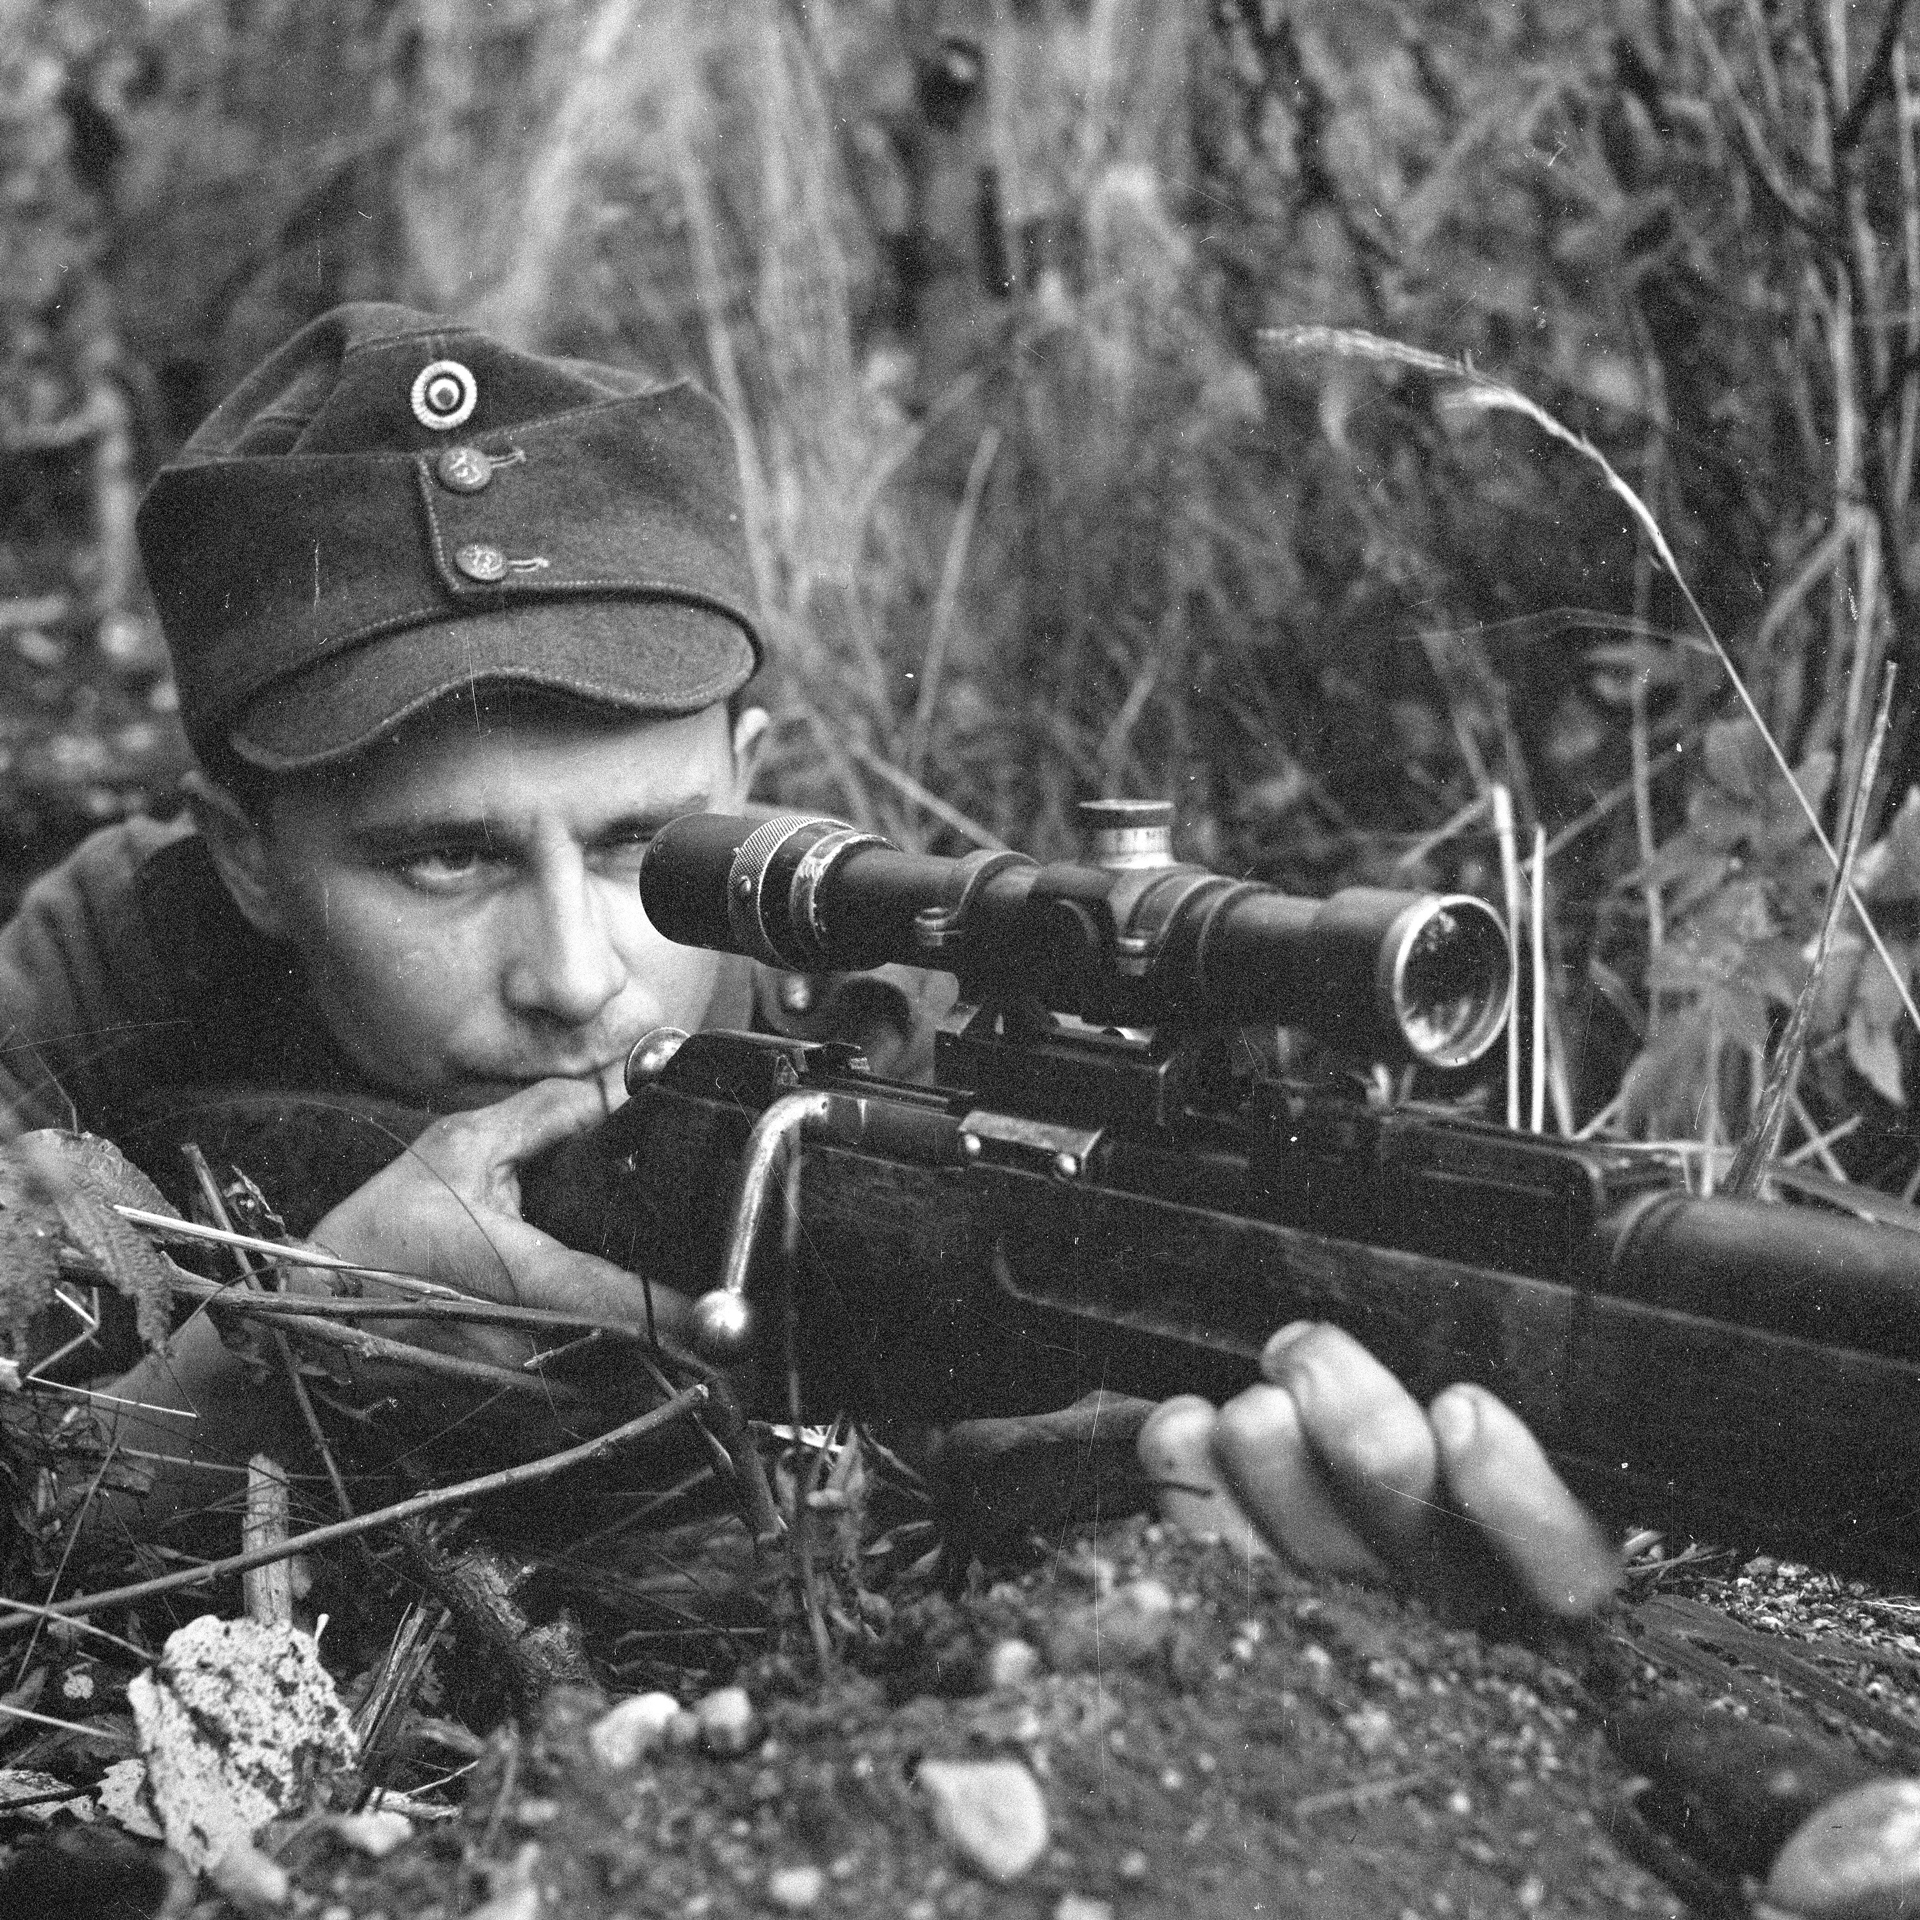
[786,827,888,969]
[727,817,823,970]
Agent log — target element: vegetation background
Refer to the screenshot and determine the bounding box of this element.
[8,0,1920,1188]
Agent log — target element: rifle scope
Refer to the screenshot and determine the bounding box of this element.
[641,813,1512,1070]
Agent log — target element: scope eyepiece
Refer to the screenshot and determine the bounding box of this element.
[640,813,1512,1069]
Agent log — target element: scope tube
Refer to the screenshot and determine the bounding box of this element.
[641,813,1512,1068]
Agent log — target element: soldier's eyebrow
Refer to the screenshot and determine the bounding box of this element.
[346,794,715,859]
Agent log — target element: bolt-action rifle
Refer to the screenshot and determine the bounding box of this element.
[505,804,1920,1579]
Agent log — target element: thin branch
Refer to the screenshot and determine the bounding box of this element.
[195,1289,652,1338]
[0,1386,710,1634]
[183,1142,360,1536]
[119,1206,456,1293]
[221,1308,588,1402]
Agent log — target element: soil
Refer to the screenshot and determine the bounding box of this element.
[11,1492,1920,1920]
[151,1523,1920,1920]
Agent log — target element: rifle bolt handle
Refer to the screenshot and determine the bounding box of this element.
[692,1287,755,1360]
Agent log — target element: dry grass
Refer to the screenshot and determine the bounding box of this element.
[21,0,1920,1183]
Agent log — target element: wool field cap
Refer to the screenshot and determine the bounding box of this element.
[135,302,763,771]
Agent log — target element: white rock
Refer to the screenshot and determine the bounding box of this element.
[589,1691,683,1771]
[984,1638,1042,1691]
[919,1756,1050,1883]
[327,1808,414,1858]
[1343,1705,1396,1757]
[469,1842,543,1920]
[1117,1577,1174,1617]
[767,1863,826,1909]
[128,1614,357,1875]
[209,1837,291,1910]
[1768,1777,1920,1919]
[1055,1897,1114,1920]
[695,1684,757,1757]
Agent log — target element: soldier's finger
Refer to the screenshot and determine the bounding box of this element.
[1430,1384,1620,1620]
[1210,1383,1389,1579]
[419,1076,615,1177]
[1138,1396,1271,1561]
[1261,1322,1440,1563]
[464,1214,691,1340]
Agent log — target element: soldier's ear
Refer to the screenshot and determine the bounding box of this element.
[185,768,293,940]
[729,704,771,802]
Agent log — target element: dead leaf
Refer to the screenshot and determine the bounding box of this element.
[1,1132,180,1351]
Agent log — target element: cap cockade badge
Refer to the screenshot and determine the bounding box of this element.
[410,358,479,431]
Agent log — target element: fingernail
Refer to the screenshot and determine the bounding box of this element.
[1429,1386,1479,1452]
[1259,1321,1316,1377]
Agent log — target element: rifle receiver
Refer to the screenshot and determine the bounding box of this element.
[642,813,1512,1069]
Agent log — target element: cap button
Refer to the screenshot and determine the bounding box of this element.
[454,542,508,583]
[435,446,493,493]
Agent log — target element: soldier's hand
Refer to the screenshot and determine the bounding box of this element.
[1139,1322,1619,1620]
[309,1076,690,1369]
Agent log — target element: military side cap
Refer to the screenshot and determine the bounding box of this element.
[136,302,762,771]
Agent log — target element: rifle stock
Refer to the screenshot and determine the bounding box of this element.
[120,802,1920,1581]
[518,1024,1920,1580]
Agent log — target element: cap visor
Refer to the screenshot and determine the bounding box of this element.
[228,599,757,771]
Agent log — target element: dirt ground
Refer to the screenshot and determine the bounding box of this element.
[10,1488,1920,1920]
[23,1512,1903,1920]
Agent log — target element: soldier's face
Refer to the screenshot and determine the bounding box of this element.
[234,699,762,1109]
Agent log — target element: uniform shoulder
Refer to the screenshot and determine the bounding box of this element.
[13,813,199,916]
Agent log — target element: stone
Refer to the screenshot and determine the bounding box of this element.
[1343,1705,1397,1757]
[1044,1577,1177,1673]
[1055,1897,1114,1920]
[328,1809,413,1858]
[128,1615,357,1875]
[695,1685,758,1758]
[984,1638,1043,1691]
[767,1863,826,1909]
[1767,1777,1920,1918]
[589,1692,683,1771]
[919,1757,1050,1883]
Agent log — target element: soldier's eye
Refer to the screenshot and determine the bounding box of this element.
[396,846,493,891]
[590,832,653,877]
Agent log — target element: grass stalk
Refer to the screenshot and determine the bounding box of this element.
[1726,663,1898,1198]
[1492,783,1522,1130]
[1263,323,1920,1048]
[1530,824,1547,1135]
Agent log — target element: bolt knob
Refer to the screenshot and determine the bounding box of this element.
[691,1289,754,1360]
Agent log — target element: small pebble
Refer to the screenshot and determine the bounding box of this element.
[589,1691,683,1771]
[1768,1777,1920,1918]
[1045,1578,1177,1672]
[1344,1705,1397,1757]
[328,1809,413,1858]
[209,1840,289,1909]
[767,1863,825,1910]
[696,1685,758,1758]
[1056,1896,1114,1920]
[1118,1848,1149,1880]
[919,1756,1050,1882]
[985,1638,1043,1690]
